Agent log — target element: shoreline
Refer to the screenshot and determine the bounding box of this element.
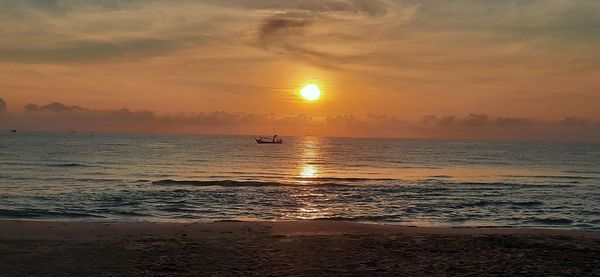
[1,219,599,240]
[1,220,599,275]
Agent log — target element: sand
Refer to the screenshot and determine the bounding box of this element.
[1,220,599,276]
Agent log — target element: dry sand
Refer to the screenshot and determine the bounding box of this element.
[1,220,599,276]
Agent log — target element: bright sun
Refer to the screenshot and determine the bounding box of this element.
[300,84,321,101]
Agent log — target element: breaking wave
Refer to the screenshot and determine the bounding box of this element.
[47,163,94,168]
[525,218,574,225]
[0,209,105,219]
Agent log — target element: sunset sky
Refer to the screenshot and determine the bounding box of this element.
[1,0,599,141]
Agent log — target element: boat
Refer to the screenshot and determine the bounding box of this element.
[256,139,283,144]
[10,129,16,133]
[255,135,283,144]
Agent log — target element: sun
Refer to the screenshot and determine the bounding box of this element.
[300,84,321,101]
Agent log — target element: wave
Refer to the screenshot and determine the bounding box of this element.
[312,215,399,222]
[462,200,543,208]
[0,209,105,219]
[454,182,575,188]
[151,179,380,187]
[503,175,598,180]
[0,161,93,168]
[98,143,128,146]
[153,178,581,189]
[394,164,443,169]
[428,175,453,179]
[158,207,203,213]
[110,211,149,217]
[291,177,396,182]
[153,179,293,187]
[47,163,93,168]
[0,161,32,166]
[563,170,600,174]
[525,218,574,225]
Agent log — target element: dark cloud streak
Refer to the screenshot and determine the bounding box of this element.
[0,39,178,63]
[258,17,312,44]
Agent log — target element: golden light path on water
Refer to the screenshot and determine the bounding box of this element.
[297,136,321,182]
[288,137,335,220]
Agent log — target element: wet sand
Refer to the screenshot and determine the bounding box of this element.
[1,220,599,276]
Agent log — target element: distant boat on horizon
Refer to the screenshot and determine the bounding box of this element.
[255,135,283,144]
[10,129,16,133]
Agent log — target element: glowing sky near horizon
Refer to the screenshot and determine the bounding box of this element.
[0,0,599,140]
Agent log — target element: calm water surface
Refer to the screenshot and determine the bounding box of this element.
[1,132,599,230]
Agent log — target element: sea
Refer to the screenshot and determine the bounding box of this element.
[1,132,599,230]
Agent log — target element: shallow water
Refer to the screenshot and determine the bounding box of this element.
[1,132,599,230]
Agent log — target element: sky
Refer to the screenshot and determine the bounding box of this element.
[0,0,599,141]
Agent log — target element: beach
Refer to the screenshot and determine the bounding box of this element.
[1,220,599,276]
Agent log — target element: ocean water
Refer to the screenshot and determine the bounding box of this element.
[1,132,599,230]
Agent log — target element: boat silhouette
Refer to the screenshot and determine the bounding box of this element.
[255,135,283,144]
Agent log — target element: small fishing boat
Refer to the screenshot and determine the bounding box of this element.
[10,129,16,133]
[256,139,283,144]
[255,135,283,144]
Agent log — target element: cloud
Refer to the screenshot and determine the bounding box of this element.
[0,98,6,113]
[0,1,224,62]
[259,17,311,44]
[245,0,600,71]
[3,101,599,142]
[251,0,419,68]
[427,114,536,128]
[423,114,540,129]
[495,117,533,127]
[0,39,178,63]
[560,117,588,127]
[1,0,598,70]
[23,102,90,112]
[204,0,399,16]
[24,104,39,112]
[38,102,89,112]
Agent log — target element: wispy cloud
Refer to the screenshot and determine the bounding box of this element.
[1,0,598,66]
[0,1,231,62]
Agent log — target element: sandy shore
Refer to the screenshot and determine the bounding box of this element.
[1,220,599,276]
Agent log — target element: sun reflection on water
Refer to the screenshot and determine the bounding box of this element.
[287,137,336,219]
[300,164,318,178]
[296,137,321,183]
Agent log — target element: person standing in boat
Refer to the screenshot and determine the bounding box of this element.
[272,135,278,143]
